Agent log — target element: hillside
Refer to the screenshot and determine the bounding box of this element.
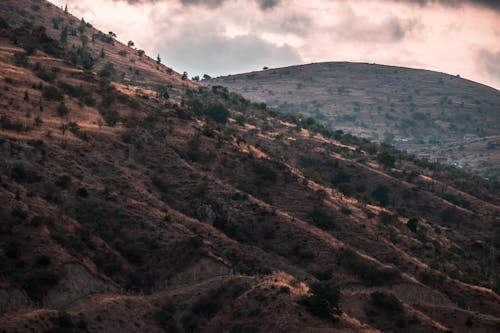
[1,1,500,332]
[208,62,500,180]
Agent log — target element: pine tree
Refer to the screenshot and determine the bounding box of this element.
[60,26,68,45]
[64,4,68,14]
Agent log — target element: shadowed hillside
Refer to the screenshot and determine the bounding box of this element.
[0,1,499,332]
[208,62,500,180]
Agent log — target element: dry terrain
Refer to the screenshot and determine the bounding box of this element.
[0,1,499,332]
[208,62,500,180]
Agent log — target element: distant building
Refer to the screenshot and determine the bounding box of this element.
[463,134,478,141]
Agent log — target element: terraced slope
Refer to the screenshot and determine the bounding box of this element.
[208,62,500,180]
[0,1,499,332]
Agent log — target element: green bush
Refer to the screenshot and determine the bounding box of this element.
[372,184,390,207]
[299,280,342,319]
[155,300,179,332]
[370,291,403,313]
[42,85,64,101]
[202,103,229,124]
[308,205,335,230]
[56,102,69,116]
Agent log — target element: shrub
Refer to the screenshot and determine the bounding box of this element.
[407,218,418,232]
[440,206,460,223]
[299,280,342,319]
[370,291,403,313]
[331,171,351,186]
[155,300,179,333]
[202,103,230,124]
[372,184,390,207]
[55,175,71,189]
[76,187,89,197]
[308,205,335,230]
[340,207,352,215]
[379,211,394,224]
[0,115,24,131]
[312,268,333,281]
[10,164,41,183]
[56,102,69,116]
[42,85,64,101]
[377,152,396,168]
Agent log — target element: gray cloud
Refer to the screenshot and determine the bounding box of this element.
[114,0,280,10]
[477,49,500,88]
[158,31,300,76]
[334,14,419,43]
[393,0,500,10]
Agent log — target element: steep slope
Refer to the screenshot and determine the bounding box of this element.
[207,62,500,180]
[0,1,499,333]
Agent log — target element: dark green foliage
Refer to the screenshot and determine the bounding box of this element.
[377,152,396,168]
[371,291,403,313]
[299,280,342,319]
[419,270,445,287]
[372,184,390,207]
[9,164,41,183]
[201,103,230,124]
[0,115,24,131]
[340,207,352,215]
[55,175,71,189]
[252,160,278,183]
[379,211,394,224]
[156,300,179,332]
[308,205,335,230]
[186,133,202,162]
[441,192,471,209]
[76,187,89,197]
[407,218,418,232]
[57,81,95,106]
[312,268,333,281]
[440,206,460,223]
[42,85,64,101]
[331,171,351,186]
[339,248,400,286]
[56,102,69,116]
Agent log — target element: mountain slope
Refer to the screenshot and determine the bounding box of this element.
[0,1,499,332]
[207,62,500,180]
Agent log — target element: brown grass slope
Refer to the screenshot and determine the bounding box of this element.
[0,1,499,332]
[208,62,500,181]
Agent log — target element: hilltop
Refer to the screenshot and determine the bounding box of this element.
[208,62,500,180]
[0,1,499,332]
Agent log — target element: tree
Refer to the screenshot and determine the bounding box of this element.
[377,152,396,168]
[192,75,200,81]
[127,40,135,47]
[60,26,68,45]
[202,74,211,81]
[181,71,188,80]
[56,102,69,116]
[156,54,161,64]
[300,280,342,319]
[137,49,145,57]
[108,31,117,38]
[407,218,418,232]
[372,184,390,207]
[64,4,68,14]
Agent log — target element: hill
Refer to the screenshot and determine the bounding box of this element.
[0,1,500,332]
[207,62,500,180]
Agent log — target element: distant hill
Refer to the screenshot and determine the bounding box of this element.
[1,1,500,332]
[208,62,500,180]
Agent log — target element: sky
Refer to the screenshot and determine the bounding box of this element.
[49,0,500,90]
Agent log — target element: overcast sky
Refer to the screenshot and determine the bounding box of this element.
[49,0,500,90]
